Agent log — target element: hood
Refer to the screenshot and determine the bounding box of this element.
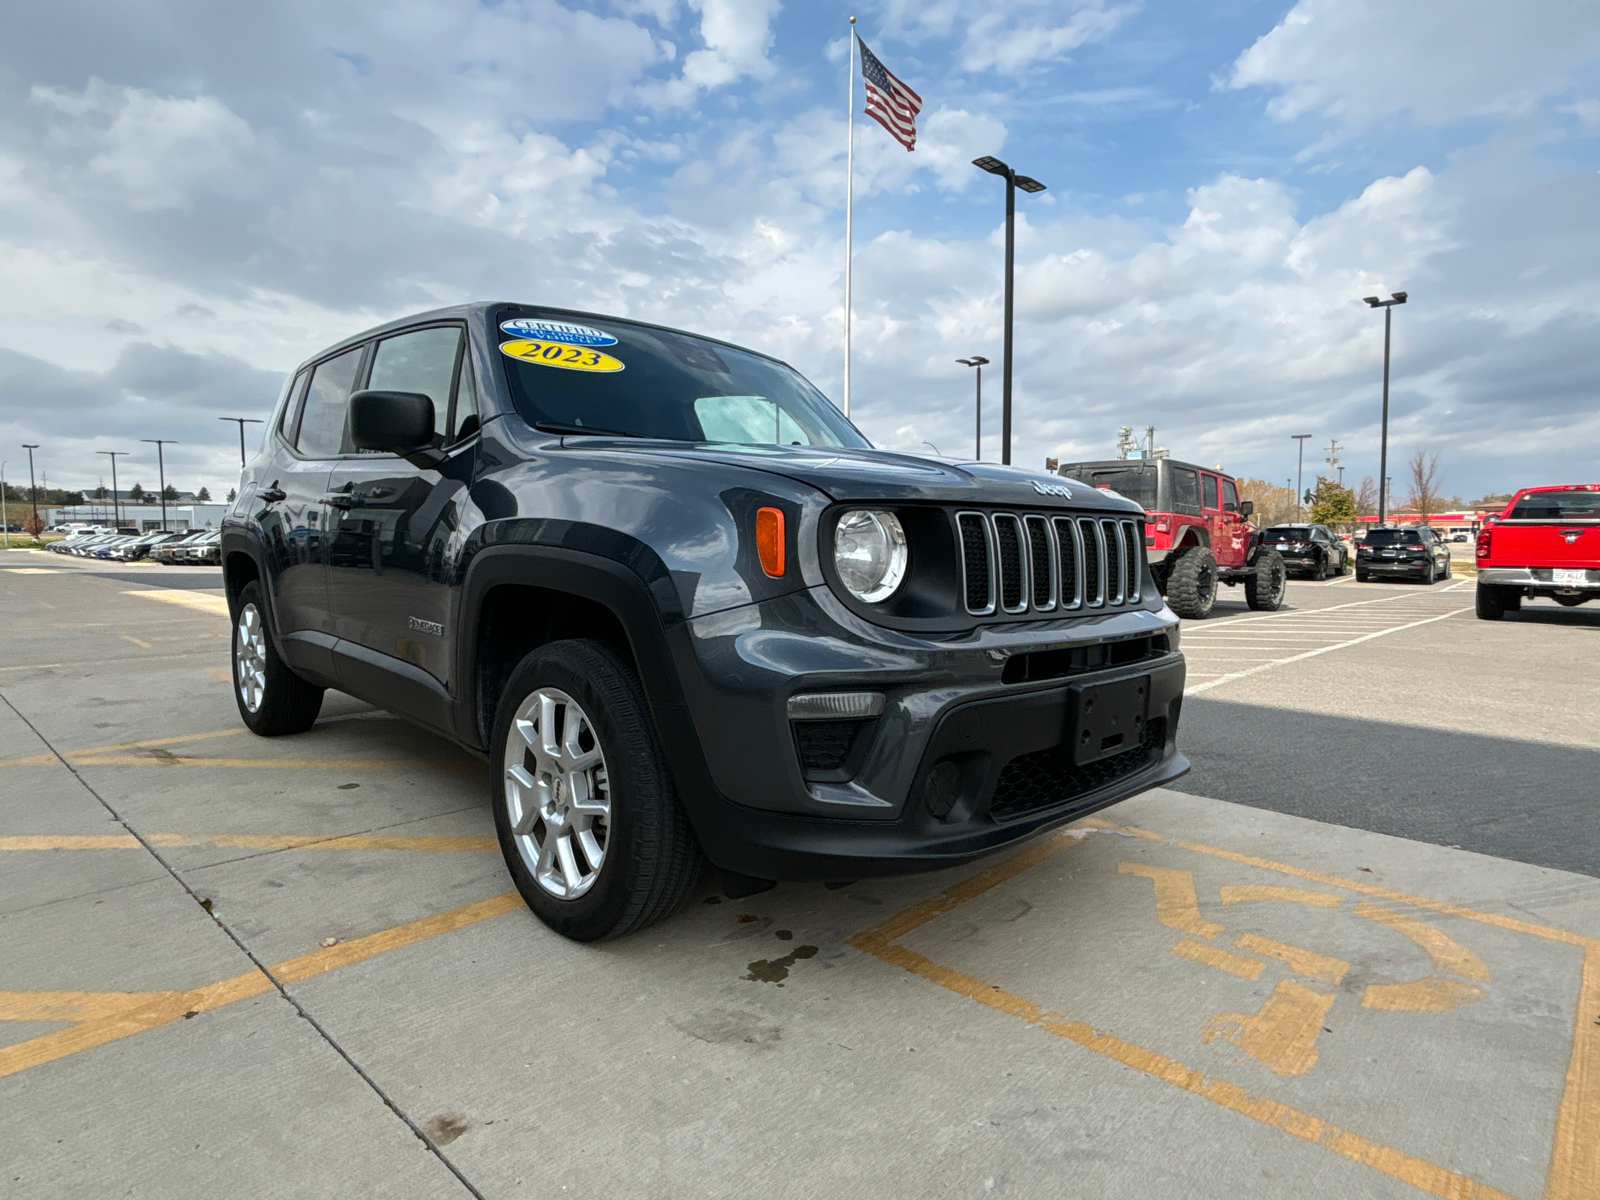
[554,440,1143,513]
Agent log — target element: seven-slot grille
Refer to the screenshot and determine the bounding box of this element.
[956,512,1144,616]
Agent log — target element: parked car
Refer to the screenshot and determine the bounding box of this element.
[1355,526,1452,583]
[222,302,1191,940]
[148,530,208,564]
[184,531,221,565]
[1260,524,1348,580]
[1476,484,1600,618]
[1052,458,1286,618]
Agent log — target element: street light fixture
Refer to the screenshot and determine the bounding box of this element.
[98,450,129,530]
[1363,291,1408,526]
[956,356,989,460]
[973,156,1046,466]
[140,439,178,533]
[218,417,264,468]
[21,444,40,534]
[1292,434,1313,522]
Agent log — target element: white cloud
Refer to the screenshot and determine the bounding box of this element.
[30,80,257,209]
[640,0,781,107]
[1229,0,1600,126]
[879,0,1132,74]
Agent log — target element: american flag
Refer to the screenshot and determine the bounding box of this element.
[858,38,922,152]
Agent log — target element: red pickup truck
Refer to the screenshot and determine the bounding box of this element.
[1475,484,1600,619]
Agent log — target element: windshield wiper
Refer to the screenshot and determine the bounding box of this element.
[533,421,649,439]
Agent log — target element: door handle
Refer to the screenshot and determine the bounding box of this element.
[323,492,358,510]
[361,486,395,500]
[258,486,286,503]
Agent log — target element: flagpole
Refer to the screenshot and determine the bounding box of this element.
[843,14,856,418]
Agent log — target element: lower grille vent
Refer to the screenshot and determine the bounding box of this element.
[793,718,873,780]
[989,718,1166,821]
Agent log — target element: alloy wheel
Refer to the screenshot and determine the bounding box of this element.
[234,603,268,713]
[504,688,612,900]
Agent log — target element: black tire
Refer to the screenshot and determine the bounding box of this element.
[1506,591,1522,611]
[491,639,702,942]
[1314,553,1330,582]
[1355,569,1369,582]
[1334,551,1348,576]
[1421,560,1436,585]
[1442,557,1452,580]
[231,580,324,736]
[1475,582,1506,621]
[1245,549,1287,611]
[1165,547,1218,619]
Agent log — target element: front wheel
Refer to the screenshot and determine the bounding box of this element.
[231,581,324,736]
[491,639,702,941]
[1165,547,1218,619]
[1245,550,1287,611]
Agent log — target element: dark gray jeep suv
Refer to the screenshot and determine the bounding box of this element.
[222,302,1189,939]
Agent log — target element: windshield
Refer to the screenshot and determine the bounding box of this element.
[1364,529,1423,546]
[1265,527,1312,542]
[495,308,868,447]
[1508,489,1600,520]
[1064,466,1158,511]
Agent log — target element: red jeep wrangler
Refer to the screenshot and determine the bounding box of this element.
[1056,458,1286,619]
[1475,484,1600,619]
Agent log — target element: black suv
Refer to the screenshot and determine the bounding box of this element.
[1355,526,1452,583]
[221,303,1188,939]
[1261,524,1348,580]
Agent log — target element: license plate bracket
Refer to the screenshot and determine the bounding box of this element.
[1068,675,1150,766]
[1553,569,1587,586]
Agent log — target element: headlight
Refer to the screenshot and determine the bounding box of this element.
[833,509,908,603]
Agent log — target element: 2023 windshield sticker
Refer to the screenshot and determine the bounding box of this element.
[498,339,625,373]
[498,318,618,347]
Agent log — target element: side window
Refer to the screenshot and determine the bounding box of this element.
[279,369,310,441]
[1222,479,1239,512]
[367,326,464,450]
[450,351,481,444]
[1169,468,1201,514]
[1201,474,1219,511]
[296,347,365,459]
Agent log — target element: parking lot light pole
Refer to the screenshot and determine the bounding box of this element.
[1,461,8,548]
[219,417,264,468]
[98,450,128,530]
[140,439,177,533]
[22,444,40,533]
[972,157,1046,466]
[1292,434,1312,522]
[1363,291,1407,526]
[956,356,989,459]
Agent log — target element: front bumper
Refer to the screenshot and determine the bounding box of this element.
[668,585,1188,880]
[1478,567,1600,591]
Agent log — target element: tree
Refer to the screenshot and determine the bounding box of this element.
[93,484,107,500]
[226,487,237,503]
[22,512,46,536]
[1406,447,1443,524]
[1236,478,1297,528]
[196,486,211,502]
[1353,475,1379,517]
[129,482,145,502]
[1309,477,1357,531]
[162,483,179,502]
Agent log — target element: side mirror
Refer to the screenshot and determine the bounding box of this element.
[1237,500,1254,518]
[348,390,442,466]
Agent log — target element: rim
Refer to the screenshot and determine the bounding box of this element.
[503,687,611,900]
[234,603,268,713]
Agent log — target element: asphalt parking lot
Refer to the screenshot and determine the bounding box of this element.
[4,549,1598,1200]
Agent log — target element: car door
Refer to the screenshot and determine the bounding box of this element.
[256,345,366,675]
[1200,472,1240,567]
[324,323,479,724]
[1219,478,1248,562]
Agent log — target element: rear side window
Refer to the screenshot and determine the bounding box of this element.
[1222,479,1239,512]
[278,369,310,439]
[368,326,464,449]
[297,346,365,458]
[1168,467,1201,514]
[1202,474,1219,510]
[1508,489,1600,520]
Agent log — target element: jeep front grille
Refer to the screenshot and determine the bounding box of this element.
[956,513,1144,617]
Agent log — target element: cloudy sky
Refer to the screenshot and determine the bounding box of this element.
[2,0,1598,501]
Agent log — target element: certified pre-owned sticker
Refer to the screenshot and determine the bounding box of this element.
[499,339,625,373]
[499,318,617,347]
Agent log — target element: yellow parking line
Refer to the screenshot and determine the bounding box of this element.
[852,821,1600,1200]
[0,891,522,1080]
[0,834,497,852]
[72,755,400,769]
[121,589,230,617]
[119,634,152,649]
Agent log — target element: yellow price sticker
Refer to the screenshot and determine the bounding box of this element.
[499,338,625,373]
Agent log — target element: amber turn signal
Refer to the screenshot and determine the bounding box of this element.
[756,506,785,577]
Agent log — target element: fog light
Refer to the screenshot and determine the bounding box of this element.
[925,760,961,819]
[787,691,884,720]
